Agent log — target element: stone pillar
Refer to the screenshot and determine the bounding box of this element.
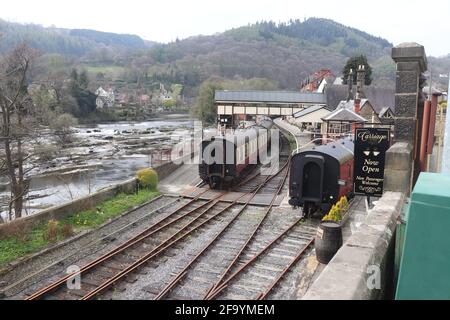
[384,142,414,195]
[388,43,428,193]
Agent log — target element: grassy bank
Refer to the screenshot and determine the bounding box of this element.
[0,189,159,268]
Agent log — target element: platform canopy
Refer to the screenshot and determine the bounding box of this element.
[215,90,327,117]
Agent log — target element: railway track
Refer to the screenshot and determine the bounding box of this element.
[25,134,316,300]
[205,219,316,300]
[25,156,290,300]
[152,157,298,300]
[25,189,223,300]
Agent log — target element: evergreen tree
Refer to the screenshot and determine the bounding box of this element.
[342,55,373,85]
[79,70,89,89]
[70,68,79,84]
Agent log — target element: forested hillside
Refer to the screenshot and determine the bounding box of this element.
[140,18,394,92]
[0,19,152,55]
[0,17,448,99]
[69,29,147,49]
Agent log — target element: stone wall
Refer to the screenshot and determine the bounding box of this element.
[153,161,184,181]
[0,178,138,238]
[0,159,183,237]
[303,192,404,300]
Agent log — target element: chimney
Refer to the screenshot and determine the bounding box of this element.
[356,64,366,99]
[346,68,353,101]
[354,95,361,114]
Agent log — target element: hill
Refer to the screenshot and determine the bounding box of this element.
[139,18,394,92]
[0,19,153,55]
[68,29,147,49]
[0,18,448,96]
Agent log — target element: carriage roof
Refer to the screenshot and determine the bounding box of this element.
[205,123,271,145]
[293,138,354,164]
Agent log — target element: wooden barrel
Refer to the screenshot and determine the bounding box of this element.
[315,221,343,264]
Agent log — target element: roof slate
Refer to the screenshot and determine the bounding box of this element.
[322,108,367,122]
[215,90,327,104]
[324,84,395,113]
[293,105,330,118]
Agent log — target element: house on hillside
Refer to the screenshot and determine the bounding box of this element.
[378,106,395,124]
[117,93,128,105]
[159,83,171,100]
[95,87,115,109]
[300,69,335,93]
[321,65,393,138]
[139,94,151,106]
[323,71,395,123]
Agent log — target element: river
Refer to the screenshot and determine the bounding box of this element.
[0,115,196,220]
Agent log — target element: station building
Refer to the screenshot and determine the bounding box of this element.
[215,90,327,128]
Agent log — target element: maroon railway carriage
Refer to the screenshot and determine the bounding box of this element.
[199,121,273,189]
[288,138,354,216]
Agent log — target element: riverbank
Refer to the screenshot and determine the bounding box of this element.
[0,116,195,219]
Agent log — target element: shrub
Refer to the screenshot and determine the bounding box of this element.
[0,220,31,242]
[341,196,349,211]
[43,220,59,243]
[136,168,158,190]
[34,144,60,161]
[50,113,78,144]
[335,200,342,212]
[322,204,342,222]
[322,196,349,222]
[59,223,74,238]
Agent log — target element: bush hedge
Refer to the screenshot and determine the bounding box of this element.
[137,168,158,190]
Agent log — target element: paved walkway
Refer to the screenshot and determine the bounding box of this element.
[273,118,313,152]
[158,163,201,194]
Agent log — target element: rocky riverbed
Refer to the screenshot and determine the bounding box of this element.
[0,116,198,220]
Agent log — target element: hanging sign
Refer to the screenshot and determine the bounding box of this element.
[353,128,391,197]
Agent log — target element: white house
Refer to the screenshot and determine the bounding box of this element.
[95,87,115,109]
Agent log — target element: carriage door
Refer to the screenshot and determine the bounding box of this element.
[300,155,325,201]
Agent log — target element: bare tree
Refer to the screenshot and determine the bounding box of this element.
[50,113,78,144]
[0,43,38,220]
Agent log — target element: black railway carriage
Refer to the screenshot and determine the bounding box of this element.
[199,121,273,189]
[289,138,354,216]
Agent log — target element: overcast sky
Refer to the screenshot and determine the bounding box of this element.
[1,0,449,57]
